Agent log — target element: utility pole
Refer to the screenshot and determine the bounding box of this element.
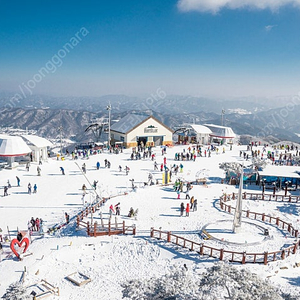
[106,103,111,148]
[58,126,63,158]
[221,109,225,126]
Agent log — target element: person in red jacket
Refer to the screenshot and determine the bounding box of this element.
[186,203,190,217]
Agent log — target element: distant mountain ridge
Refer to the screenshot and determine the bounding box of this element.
[0,93,300,143]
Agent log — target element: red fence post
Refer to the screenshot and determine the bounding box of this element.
[262,213,265,222]
[167,231,171,243]
[200,244,204,255]
[122,221,125,234]
[242,252,246,264]
[87,221,90,236]
[264,252,268,265]
[76,216,79,227]
[132,225,136,236]
[288,223,291,233]
[293,243,298,254]
[150,227,154,238]
[228,206,231,213]
[108,221,111,236]
[246,210,250,218]
[276,217,279,226]
[219,249,224,261]
[94,222,97,237]
[232,193,235,200]
[281,250,285,260]
[295,230,298,238]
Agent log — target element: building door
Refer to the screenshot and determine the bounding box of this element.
[153,136,163,146]
[137,137,147,147]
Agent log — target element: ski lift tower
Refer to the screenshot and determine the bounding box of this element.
[85,118,108,143]
[106,103,111,148]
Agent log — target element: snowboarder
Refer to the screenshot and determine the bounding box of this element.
[16,176,20,187]
[60,167,65,175]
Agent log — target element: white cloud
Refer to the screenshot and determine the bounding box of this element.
[265,24,277,32]
[177,0,300,13]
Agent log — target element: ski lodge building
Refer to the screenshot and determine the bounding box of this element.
[110,113,173,148]
[204,124,235,144]
[176,124,235,145]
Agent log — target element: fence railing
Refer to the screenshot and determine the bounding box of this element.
[220,194,299,238]
[226,191,300,203]
[150,228,300,265]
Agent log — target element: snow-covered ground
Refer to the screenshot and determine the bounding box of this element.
[1,144,300,299]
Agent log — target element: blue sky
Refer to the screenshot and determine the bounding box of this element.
[0,0,300,98]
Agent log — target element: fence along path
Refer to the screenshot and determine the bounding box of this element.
[150,193,300,264]
[76,193,136,236]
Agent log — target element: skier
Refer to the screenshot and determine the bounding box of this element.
[33,184,37,194]
[190,196,194,210]
[28,183,32,194]
[7,180,11,188]
[180,202,185,217]
[115,203,120,216]
[65,212,70,224]
[82,163,86,174]
[177,189,180,199]
[35,218,40,231]
[93,180,98,190]
[96,161,100,170]
[185,189,190,200]
[186,203,190,217]
[109,204,115,218]
[60,167,65,175]
[16,176,20,186]
[3,186,8,197]
[193,199,198,212]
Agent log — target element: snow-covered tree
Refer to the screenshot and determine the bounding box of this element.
[121,262,299,300]
[219,162,243,180]
[251,157,267,170]
[2,282,31,300]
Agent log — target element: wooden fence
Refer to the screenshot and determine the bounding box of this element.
[220,194,299,238]
[226,191,300,203]
[150,228,300,265]
[76,195,136,236]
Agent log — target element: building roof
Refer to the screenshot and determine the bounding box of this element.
[190,124,212,135]
[21,135,53,148]
[111,113,173,134]
[0,134,32,157]
[204,124,235,139]
[258,165,300,179]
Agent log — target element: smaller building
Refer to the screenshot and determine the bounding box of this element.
[174,124,212,145]
[110,113,173,148]
[21,135,53,162]
[204,124,235,144]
